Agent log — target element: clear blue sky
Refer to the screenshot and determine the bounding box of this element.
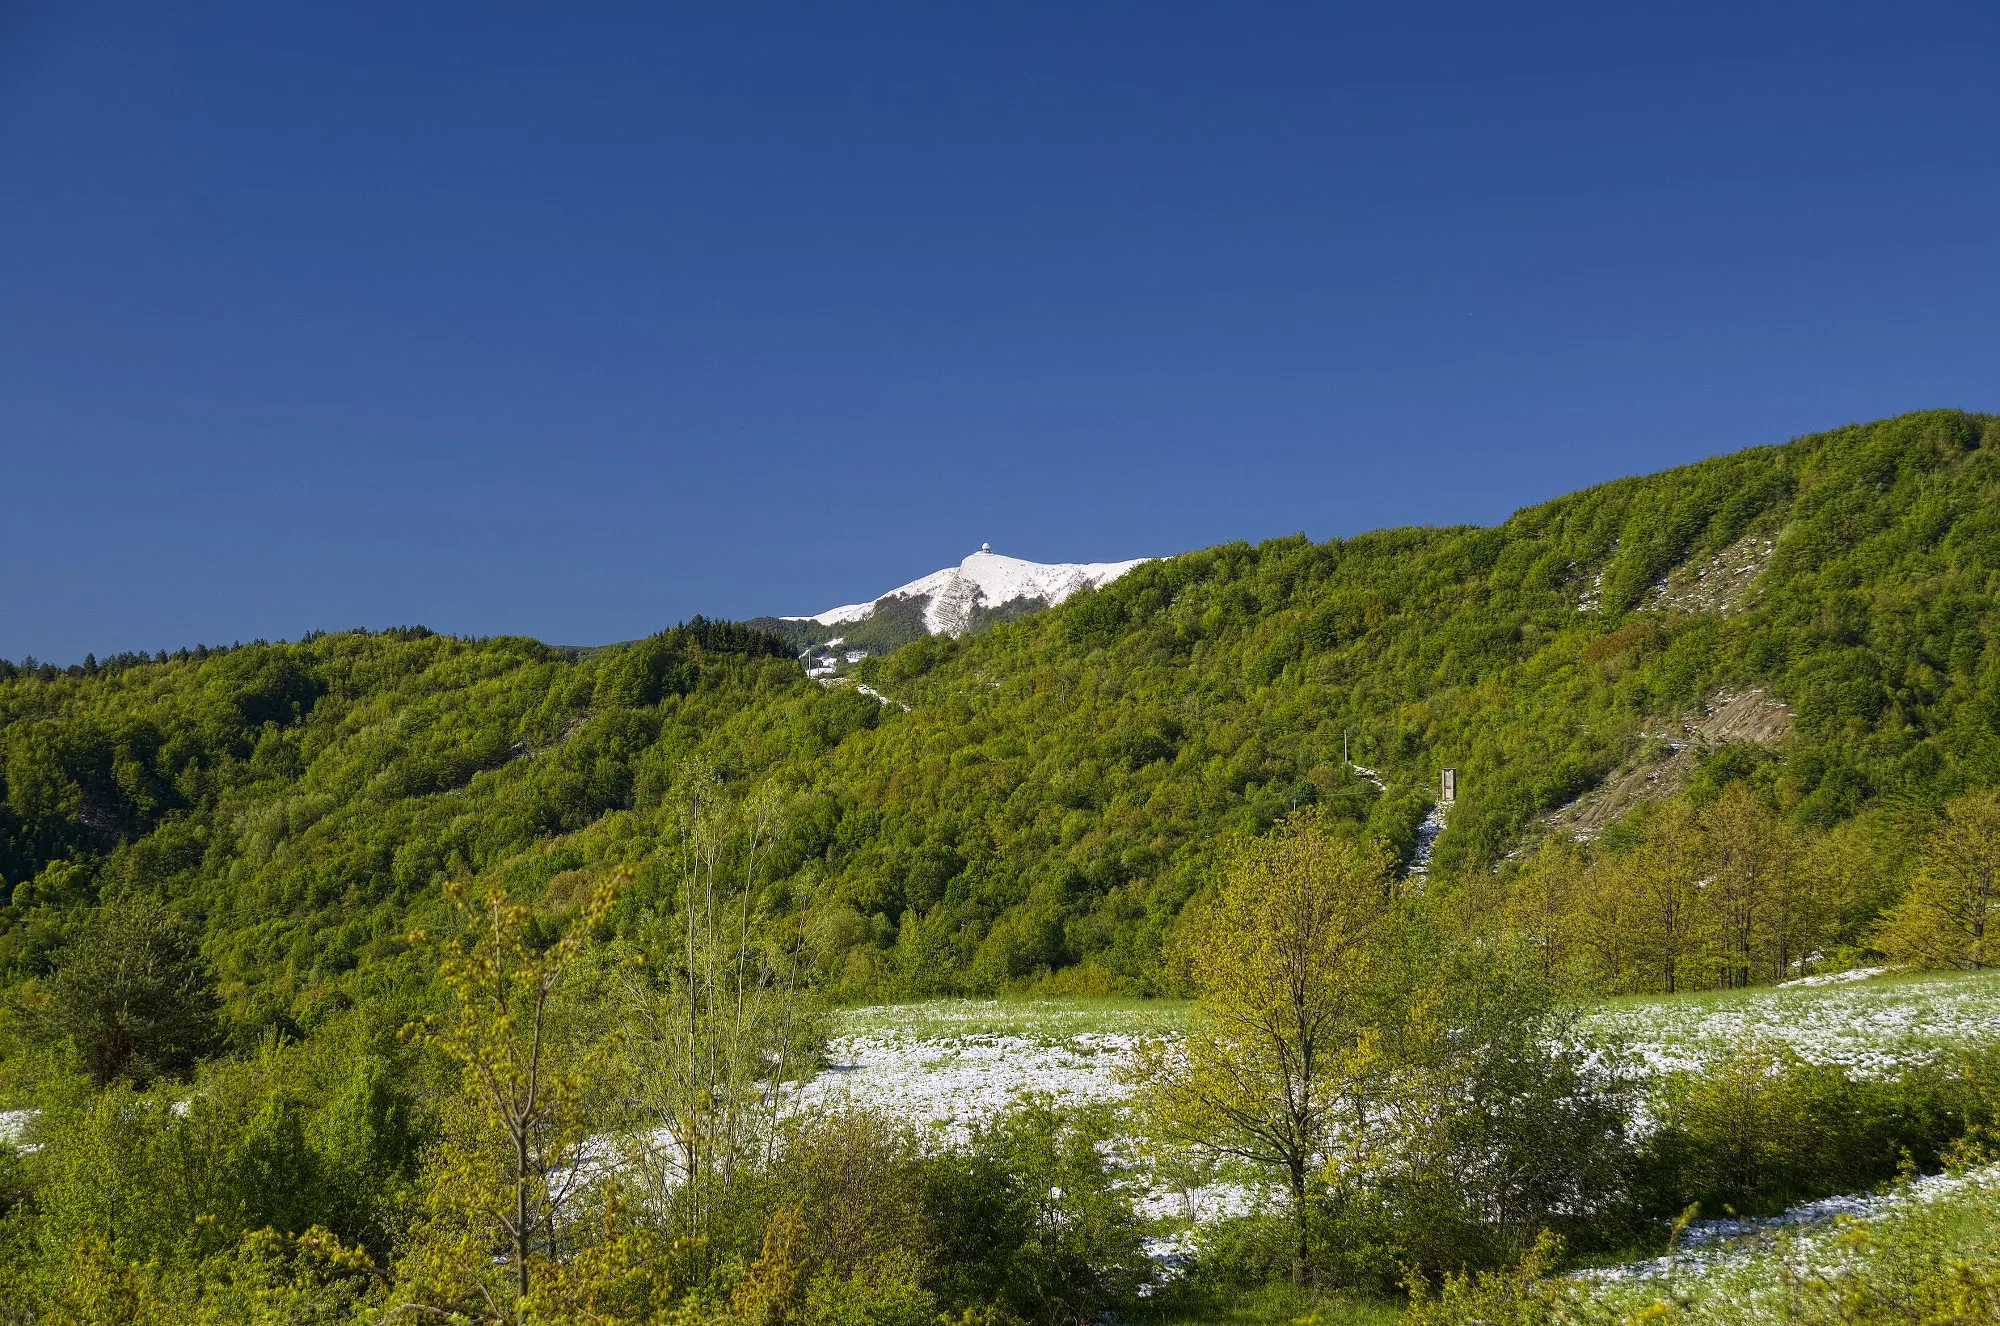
[3,2,1996,662]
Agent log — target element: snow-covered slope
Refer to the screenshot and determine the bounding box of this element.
[789,545,1152,638]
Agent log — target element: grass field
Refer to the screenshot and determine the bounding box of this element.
[1583,968,2000,1076]
[814,971,2000,1316]
[835,994,1192,1042]
[1561,1162,2000,1323]
[1137,1285,1402,1325]
[805,997,1190,1145]
[819,971,2000,1137]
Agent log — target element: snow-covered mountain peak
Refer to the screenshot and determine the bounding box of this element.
[789,547,1153,638]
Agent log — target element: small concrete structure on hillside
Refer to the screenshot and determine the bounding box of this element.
[1441,767,1458,804]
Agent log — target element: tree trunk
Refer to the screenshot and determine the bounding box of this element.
[1289,1158,1308,1287]
[515,1129,531,1304]
[1973,872,1988,968]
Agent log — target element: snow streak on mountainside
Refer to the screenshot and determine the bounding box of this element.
[788,546,1153,638]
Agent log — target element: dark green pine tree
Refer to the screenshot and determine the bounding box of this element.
[32,899,220,1086]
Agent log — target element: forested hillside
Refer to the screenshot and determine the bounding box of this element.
[3,409,1998,1032]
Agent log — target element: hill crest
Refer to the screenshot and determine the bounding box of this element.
[753,546,1151,666]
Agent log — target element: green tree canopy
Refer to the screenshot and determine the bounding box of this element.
[27,899,219,1087]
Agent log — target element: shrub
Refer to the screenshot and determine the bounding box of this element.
[1638,1042,1999,1218]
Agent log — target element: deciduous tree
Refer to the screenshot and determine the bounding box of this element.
[1876,791,2000,970]
[399,870,623,1322]
[1132,807,1392,1285]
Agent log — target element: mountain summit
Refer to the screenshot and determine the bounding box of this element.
[794,546,1152,636]
[750,546,1152,663]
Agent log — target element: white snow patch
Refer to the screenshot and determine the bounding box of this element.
[1584,972,2000,1079]
[797,1030,1138,1147]
[853,684,908,711]
[0,1109,35,1152]
[1778,966,1893,988]
[793,1008,1275,1279]
[1585,1163,2000,1287]
[785,549,1153,637]
[1409,803,1448,875]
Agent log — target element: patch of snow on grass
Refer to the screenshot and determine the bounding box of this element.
[1583,970,2000,1078]
[803,999,1185,1144]
[1585,1163,2000,1295]
[796,1028,1140,1147]
[1778,965,1893,988]
[801,983,2000,1294]
[0,1109,34,1151]
[806,998,1272,1269]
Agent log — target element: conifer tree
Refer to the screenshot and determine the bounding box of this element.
[1774,820,1868,979]
[30,899,220,1087]
[1576,853,1635,991]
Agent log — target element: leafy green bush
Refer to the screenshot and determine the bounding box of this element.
[1638,1042,2000,1218]
[19,1021,428,1288]
[928,1098,1149,1325]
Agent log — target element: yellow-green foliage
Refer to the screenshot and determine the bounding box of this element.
[1133,808,1391,1284]
[1499,782,2000,998]
[1875,789,2000,970]
[1403,1168,2000,1325]
[1501,787,1860,996]
[3,410,2000,1021]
